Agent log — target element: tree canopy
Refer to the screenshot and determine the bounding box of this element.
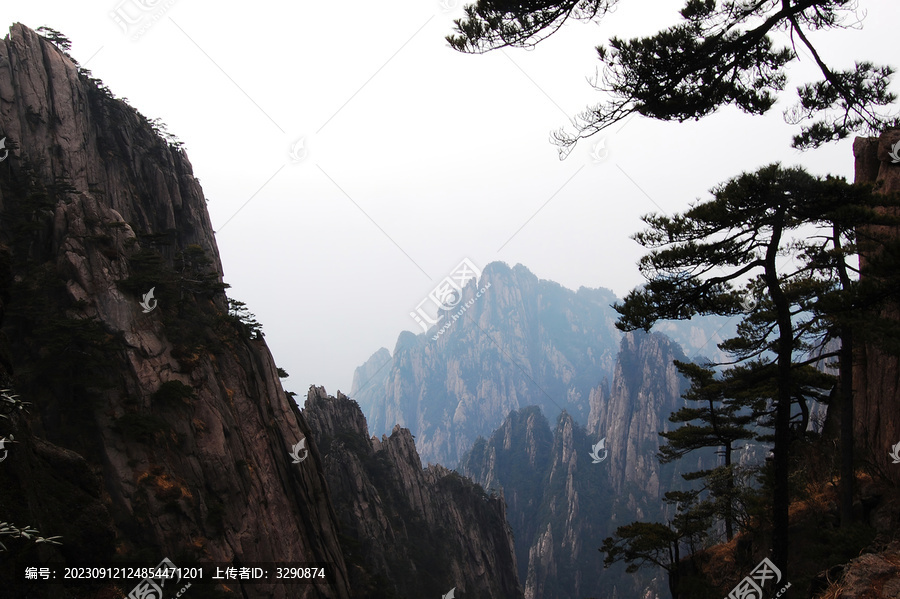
[447,0,898,156]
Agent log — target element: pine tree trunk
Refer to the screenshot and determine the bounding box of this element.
[840,328,854,524]
[835,225,855,526]
[765,205,791,576]
[725,441,734,541]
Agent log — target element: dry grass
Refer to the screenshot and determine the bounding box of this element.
[814,581,847,599]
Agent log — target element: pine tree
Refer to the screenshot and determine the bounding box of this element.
[447,1,898,155]
[659,360,758,541]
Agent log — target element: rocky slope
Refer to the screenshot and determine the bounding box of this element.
[587,331,712,510]
[303,386,524,599]
[460,331,716,599]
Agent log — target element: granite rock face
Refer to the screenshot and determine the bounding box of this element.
[460,331,715,599]
[0,23,351,597]
[303,386,524,599]
[852,132,900,487]
[352,262,627,468]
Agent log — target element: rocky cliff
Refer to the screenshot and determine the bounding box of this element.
[0,23,352,598]
[460,331,713,599]
[588,331,709,509]
[852,131,900,487]
[303,386,524,599]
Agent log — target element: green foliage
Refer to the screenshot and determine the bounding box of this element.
[448,1,898,153]
[436,469,490,501]
[447,1,613,51]
[224,298,264,339]
[117,237,235,365]
[174,245,228,297]
[36,26,72,52]
[147,117,185,149]
[276,367,289,378]
[601,520,678,573]
[0,521,62,552]
[612,163,900,573]
[118,248,173,297]
[659,361,758,463]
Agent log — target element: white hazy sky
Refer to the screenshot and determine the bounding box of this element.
[2,1,896,397]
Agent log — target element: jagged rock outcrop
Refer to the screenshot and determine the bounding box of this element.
[0,24,349,597]
[460,331,710,599]
[459,406,554,590]
[852,131,900,486]
[587,331,698,507]
[303,386,524,599]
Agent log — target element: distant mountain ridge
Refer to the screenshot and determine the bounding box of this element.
[351,261,735,467]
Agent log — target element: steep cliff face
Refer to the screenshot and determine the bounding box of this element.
[302,386,524,599]
[460,331,707,599]
[350,346,391,405]
[0,24,349,597]
[458,406,554,592]
[588,331,704,508]
[852,131,900,486]
[461,407,616,599]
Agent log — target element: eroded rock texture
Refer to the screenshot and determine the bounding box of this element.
[0,23,350,598]
[460,331,714,599]
[303,386,524,599]
[853,131,900,487]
